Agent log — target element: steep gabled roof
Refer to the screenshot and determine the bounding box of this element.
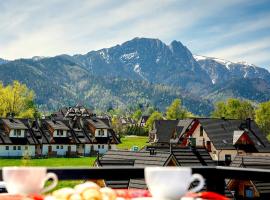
[45,120,70,130]
[87,118,110,129]
[153,120,179,143]
[97,150,174,189]
[198,118,270,152]
[142,145,215,166]
[231,155,270,195]
[139,115,149,124]
[176,119,194,138]
[2,118,27,130]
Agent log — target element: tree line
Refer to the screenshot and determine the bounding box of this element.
[1,81,270,140]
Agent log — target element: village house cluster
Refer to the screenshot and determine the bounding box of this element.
[99,117,270,199]
[0,105,119,157]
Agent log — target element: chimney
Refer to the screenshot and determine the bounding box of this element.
[246,118,251,130]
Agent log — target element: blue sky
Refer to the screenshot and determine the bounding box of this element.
[1,0,270,69]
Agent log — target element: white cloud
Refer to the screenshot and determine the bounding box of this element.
[204,37,270,67]
[0,0,269,69]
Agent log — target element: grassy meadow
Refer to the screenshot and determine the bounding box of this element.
[117,136,148,150]
[0,136,149,191]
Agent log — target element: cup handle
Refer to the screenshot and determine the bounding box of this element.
[41,172,58,194]
[188,173,205,193]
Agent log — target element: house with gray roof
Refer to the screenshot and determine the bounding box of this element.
[149,119,195,144]
[96,146,215,189]
[179,118,270,164]
[138,115,149,127]
[85,118,120,154]
[229,155,270,199]
[0,118,39,157]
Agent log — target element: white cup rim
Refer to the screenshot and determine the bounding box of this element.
[145,167,192,171]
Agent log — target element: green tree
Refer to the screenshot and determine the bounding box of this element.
[212,98,254,119]
[255,101,270,137]
[0,81,37,118]
[166,99,189,120]
[145,106,156,115]
[132,109,142,122]
[145,111,163,131]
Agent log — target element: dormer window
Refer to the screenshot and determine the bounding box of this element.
[56,130,64,136]
[15,129,21,135]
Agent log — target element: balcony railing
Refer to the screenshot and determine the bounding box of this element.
[1,166,270,195]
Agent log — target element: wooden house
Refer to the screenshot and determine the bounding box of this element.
[85,118,119,154]
[0,118,38,157]
[229,155,270,199]
[179,118,270,164]
[138,115,149,127]
[40,119,77,156]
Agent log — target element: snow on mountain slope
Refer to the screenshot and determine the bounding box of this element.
[193,55,270,84]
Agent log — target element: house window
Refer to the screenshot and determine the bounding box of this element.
[101,130,104,136]
[15,129,21,136]
[98,145,100,149]
[25,146,28,150]
[13,146,16,150]
[18,146,21,150]
[225,154,232,165]
[56,146,59,149]
[102,145,104,149]
[200,126,203,136]
[206,141,211,152]
[61,145,63,149]
[245,186,254,198]
[109,145,111,150]
[57,130,64,136]
[5,146,9,150]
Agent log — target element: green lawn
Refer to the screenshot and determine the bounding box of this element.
[0,157,96,167]
[0,136,148,191]
[0,157,96,192]
[117,136,148,150]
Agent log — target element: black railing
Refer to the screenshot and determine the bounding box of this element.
[1,166,270,195]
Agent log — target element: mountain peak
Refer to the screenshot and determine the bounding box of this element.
[122,37,166,48]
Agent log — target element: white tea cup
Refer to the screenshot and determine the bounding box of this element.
[2,167,58,194]
[145,167,205,199]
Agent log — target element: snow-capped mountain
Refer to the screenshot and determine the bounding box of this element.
[1,37,270,115]
[194,55,270,85]
[72,38,212,93]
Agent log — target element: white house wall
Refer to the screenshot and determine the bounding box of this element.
[0,145,35,157]
[42,144,76,156]
[84,144,92,155]
[192,124,239,161]
[94,144,108,154]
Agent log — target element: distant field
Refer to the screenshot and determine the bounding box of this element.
[117,136,148,150]
[0,157,96,167]
[0,136,148,191]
